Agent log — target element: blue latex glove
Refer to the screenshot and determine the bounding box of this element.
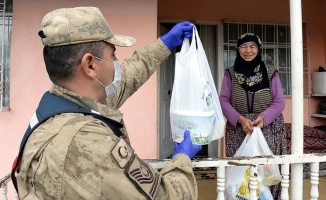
[161,21,194,50]
[172,130,202,159]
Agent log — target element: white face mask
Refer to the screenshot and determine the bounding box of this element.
[95,59,122,97]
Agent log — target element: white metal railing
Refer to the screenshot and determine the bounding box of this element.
[147,153,326,200]
[0,173,18,200]
[1,154,325,199]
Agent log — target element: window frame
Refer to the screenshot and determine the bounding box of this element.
[0,0,12,111]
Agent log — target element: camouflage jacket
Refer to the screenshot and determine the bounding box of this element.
[15,39,198,200]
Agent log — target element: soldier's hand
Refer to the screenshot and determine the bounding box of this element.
[172,130,202,159]
[160,21,193,50]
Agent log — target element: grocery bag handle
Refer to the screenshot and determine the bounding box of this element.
[180,26,201,54]
[180,38,190,53]
[191,26,205,52]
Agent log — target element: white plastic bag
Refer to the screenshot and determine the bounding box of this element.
[225,127,281,200]
[170,27,225,145]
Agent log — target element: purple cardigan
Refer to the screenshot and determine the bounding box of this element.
[219,71,285,127]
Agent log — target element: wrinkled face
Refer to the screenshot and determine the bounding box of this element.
[238,42,258,62]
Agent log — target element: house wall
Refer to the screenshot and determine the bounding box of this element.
[159,0,326,127]
[321,1,326,64]
[0,0,158,183]
[1,0,326,193]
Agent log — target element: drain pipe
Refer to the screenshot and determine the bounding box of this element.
[290,0,304,199]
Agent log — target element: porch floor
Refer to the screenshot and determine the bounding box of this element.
[197,174,326,200]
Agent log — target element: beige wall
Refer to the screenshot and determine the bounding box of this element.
[0,0,158,183]
[159,0,326,127]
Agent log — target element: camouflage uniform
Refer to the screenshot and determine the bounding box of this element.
[16,39,198,200]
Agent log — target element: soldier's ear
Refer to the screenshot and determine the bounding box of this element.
[80,53,97,78]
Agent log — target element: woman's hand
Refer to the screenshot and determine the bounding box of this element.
[238,116,254,134]
[252,115,264,128]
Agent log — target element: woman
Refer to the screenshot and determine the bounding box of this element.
[219,33,287,200]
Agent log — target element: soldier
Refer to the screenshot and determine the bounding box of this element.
[13,6,202,200]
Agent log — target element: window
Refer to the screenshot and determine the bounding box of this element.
[0,0,12,111]
[223,20,309,96]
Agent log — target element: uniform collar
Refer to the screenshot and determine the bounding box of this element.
[49,84,123,122]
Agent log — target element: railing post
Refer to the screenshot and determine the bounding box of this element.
[310,162,319,200]
[216,166,225,200]
[14,189,19,200]
[281,164,290,200]
[1,182,8,200]
[249,165,258,200]
[289,0,304,198]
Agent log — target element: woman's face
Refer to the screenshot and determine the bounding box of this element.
[238,42,258,62]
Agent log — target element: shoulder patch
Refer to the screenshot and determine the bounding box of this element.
[111,138,134,169]
[127,155,161,200]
